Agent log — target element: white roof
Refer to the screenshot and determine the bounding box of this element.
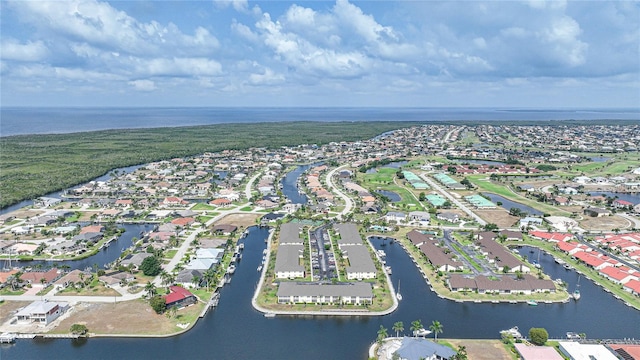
[558,341,618,360]
[17,301,67,316]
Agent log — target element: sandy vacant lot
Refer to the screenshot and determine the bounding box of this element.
[476,210,519,228]
[0,301,30,324]
[215,213,261,228]
[580,214,633,231]
[447,339,513,360]
[52,300,202,336]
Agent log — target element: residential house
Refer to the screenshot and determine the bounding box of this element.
[164,285,197,309]
[584,207,611,217]
[16,301,69,325]
[393,337,457,360]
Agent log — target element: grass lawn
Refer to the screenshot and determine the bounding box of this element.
[361,167,397,184]
[467,175,566,216]
[191,203,216,211]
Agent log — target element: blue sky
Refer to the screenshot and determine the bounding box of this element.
[1,0,639,108]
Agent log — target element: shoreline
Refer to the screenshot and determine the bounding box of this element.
[250,228,399,317]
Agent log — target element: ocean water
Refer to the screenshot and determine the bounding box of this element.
[1,107,638,136]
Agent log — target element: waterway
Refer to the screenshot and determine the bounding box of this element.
[482,193,544,216]
[453,159,507,166]
[10,223,156,271]
[4,230,639,359]
[280,164,318,205]
[587,192,640,205]
[375,190,401,202]
[3,164,639,359]
[0,164,144,215]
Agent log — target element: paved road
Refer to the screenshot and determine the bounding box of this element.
[325,165,353,220]
[419,174,487,226]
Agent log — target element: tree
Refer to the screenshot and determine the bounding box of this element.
[70,323,88,336]
[392,321,404,338]
[376,325,388,345]
[145,281,157,298]
[140,255,162,276]
[453,346,468,360]
[149,295,166,314]
[410,319,423,337]
[483,223,499,231]
[529,327,548,346]
[429,320,443,342]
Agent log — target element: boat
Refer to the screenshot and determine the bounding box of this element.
[500,326,522,339]
[573,289,580,300]
[396,279,402,301]
[564,264,571,270]
[257,265,263,272]
[527,300,538,306]
[385,266,392,275]
[264,312,276,318]
[555,258,566,265]
[573,276,581,300]
[413,328,432,337]
[227,264,236,274]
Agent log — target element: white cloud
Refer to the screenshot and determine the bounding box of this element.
[128,79,156,91]
[11,0,219,57]
[136,57,223,77]
[213,0,249,13]
[0,39,49,62]
[248,67,285,86]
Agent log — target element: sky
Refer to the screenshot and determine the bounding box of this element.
[1,0,639,108]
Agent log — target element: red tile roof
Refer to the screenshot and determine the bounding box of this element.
[164,285,194,305]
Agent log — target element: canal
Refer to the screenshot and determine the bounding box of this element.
[482,193,544,216]
[13,223,156,271]
[4,229,639,360]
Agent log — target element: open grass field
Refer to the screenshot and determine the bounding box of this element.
[467,175,568,216]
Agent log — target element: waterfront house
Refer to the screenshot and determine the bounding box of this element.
[436,212,460,223]
[212,224,237,235]
[622,279,640,296]
[393,337,457,360]
[21,269,60,287]
[53,270,92,290]
[558,341,618,360]
[209,198,232,207]
[16,300,69,325]
[276,282,373,305]
[612,199,635,209]
[514,343,563,360]
[121,253,153,270]
[176,269,204,288]
[164,285,197,309]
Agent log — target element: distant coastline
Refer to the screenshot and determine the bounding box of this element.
[2,107,639,137]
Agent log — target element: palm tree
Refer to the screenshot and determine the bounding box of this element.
[203,268,217,291]
[392,321,404,338]
[145,281,157,298]
[410,319,423,337]
[376,325,388,345]
[429,320,443,342]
